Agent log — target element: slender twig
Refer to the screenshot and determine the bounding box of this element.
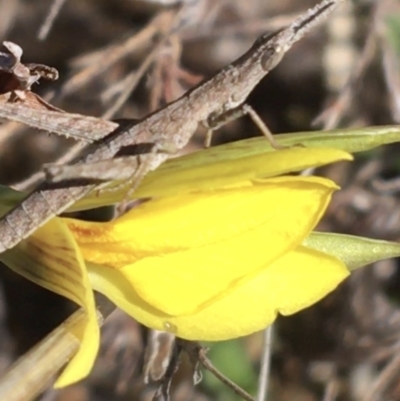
[364,344,400,401]
[322,376,340,401]
[315,1,378,129]
[256,325,273,401]
[182,14,301,41]
[197,346,255,401]
[178,339,255,401]
[0,294,116,401]
[102,41,166,119]
[37,0,67,41]
[56,11,174,99]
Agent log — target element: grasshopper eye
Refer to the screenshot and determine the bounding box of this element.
[261,46,285,72]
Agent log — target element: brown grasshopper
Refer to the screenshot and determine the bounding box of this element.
[0,0,344,253]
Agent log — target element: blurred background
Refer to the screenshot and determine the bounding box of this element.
[1,0,400,400]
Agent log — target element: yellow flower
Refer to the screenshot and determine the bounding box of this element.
[67,175,348,341]
[1,146,352,387]
[7,128,400,388]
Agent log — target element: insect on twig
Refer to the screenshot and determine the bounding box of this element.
[0,0,344,253]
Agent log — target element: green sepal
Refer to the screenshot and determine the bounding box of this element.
[304,232,400,271]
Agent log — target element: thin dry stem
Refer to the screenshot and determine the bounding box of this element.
[315,0,379,129]
[364,344,400,401]
[37,0,67,41]
[56,11,174,98]
[198,347,255,401]
[0,295,116,401]
[256,325,274,401]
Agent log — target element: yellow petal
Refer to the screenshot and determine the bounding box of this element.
[67,175,337,266]
[68,176,337,315]
[133,147,351,199]
[88,246,348,341]
[0,219,99,388]
[72,146,351,212]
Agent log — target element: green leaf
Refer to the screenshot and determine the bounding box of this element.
[304,232,400,271]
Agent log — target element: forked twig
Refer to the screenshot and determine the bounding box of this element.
[179,340,255,401]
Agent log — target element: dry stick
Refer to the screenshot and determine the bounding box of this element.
[256,325,274,401]
[54,10,176,98]
[50,42,184,183]
[314,1,378,129]
[61,0,194,101]
[4,10,156,189]
[103,1,197,119]
[179,339,255,401]
[37,0,67,41]
[0,0,344,253]
[364,344,400,401]
[148,35,185,112]
[15,11,173,190]
[197,347,255,401]
[322,376,340,401]
[322,0,357,94]
[47,0,338,178]
[182,14,301,41]
[0,294,116,401]
[17,5,190,191]
[379,0,400,122]
[102,36,169,119]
